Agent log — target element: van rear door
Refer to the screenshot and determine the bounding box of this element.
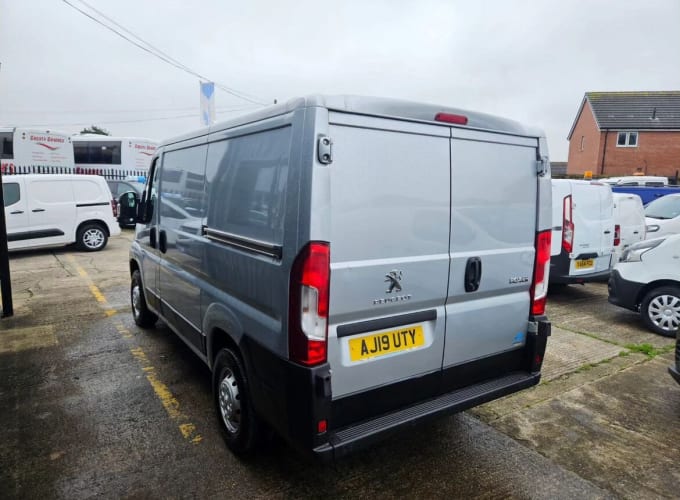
[570,182,613,275]
[326,114,450,399]
[442,132,539,371]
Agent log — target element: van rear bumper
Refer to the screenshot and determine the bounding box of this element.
[244,319,550,461]
[550,249,611,284]
[314,371,539,460]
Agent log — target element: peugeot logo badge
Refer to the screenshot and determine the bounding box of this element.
[385,270,403,294]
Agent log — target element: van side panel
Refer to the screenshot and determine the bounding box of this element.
[443,136,538,367]
[201,112,303,360]
[325,113,451,399]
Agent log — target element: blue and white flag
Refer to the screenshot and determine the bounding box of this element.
[200,81,215,126]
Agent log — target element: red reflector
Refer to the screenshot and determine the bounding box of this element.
[614,224,621,246]
[434,112,468,125]
[317,419,327,434]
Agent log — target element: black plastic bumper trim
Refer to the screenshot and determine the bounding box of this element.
[669,365,680,385]
[607,270,644,311]
[315,371,539,461]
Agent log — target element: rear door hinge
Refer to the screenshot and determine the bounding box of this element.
[318,135,333,164]
[536,156,549,177]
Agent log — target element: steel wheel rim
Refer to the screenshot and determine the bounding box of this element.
[83,228,105,249]
[218,368,241,434]
[648,294,680,332]
[132,284,141,319]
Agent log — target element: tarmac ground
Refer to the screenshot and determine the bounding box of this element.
[1,231,678,499]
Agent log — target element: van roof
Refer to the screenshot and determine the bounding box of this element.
[161,95,545,147]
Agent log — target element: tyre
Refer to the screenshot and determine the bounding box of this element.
[213,347,261,455]
[77,222,108,251]
[641,286,680,337]
[130,270,157,328]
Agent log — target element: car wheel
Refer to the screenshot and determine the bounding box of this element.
[641,286,680,337]
[77,223,108,251]
[131,270,157,328]
[213,347,261,455]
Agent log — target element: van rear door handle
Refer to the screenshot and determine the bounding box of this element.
[604,230,611,234]
[10,210,24,214]
[464,257,482,292]
[32,208,45,213]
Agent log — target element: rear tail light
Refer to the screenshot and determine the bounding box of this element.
[289,242,330,366]
[613,224,621,246]
[530,230,551,316]
[562,195,574,254]
[111,199,118,217]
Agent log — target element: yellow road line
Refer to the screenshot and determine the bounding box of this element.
[67,255,202,445]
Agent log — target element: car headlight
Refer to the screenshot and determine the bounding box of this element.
[621,238,665,262]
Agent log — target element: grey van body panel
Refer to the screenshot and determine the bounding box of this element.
[200,109,306,360]
[444,136,538,367]
[323,113,451,398]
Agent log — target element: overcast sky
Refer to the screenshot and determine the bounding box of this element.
[1,0,679,160]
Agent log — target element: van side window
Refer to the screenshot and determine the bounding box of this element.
[2,182,20,206]
[206,127,292,244]
[0,132,13,159]
[159,145,208,222]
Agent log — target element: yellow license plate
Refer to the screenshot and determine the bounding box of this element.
[575,258,595,270]
[348,325,425,362]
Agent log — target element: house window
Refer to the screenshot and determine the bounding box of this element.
[616,131,638,147]
[580,136,585,151]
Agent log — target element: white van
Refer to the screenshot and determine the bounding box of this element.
[550,179,615,283]
[2,174,120,251]
[612,193,646,261]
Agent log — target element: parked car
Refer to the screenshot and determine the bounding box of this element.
[129,95,553,460]
[2,174,120,251]
[645,193,680,238]
[608,234,680,337]
[612,193,646,262]
[550,179,615,283]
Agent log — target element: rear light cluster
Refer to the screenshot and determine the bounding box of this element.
[530,230,551,316]
[562,195,574,254]
[614,224,621,246]
[111,199,118,217]
[289,242,330,366]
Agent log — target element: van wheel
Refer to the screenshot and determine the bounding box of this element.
[77,223,108,251]
[213,348,260,455]
[131,270,157,328]
[641,286,680,337]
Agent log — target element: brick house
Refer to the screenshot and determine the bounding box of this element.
[567,91,680,178]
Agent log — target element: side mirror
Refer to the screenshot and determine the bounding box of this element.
[646,224,660,233]
[118,191,138,209]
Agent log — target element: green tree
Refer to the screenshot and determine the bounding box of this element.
[79,125,110,136]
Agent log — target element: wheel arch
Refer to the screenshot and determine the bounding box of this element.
[204,303,245,371]
[636,279,680,308]
[76,219,110,238]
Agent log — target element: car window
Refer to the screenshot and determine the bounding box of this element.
[3,182,20,206]
[205,126,292,244]
[107,182,120,197]
[645,196,680,220]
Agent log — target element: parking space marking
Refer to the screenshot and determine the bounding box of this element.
[66,255,203,445]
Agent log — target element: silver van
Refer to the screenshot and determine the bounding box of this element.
[129,96,553,460]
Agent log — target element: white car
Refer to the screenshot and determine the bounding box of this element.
[645,193,680,238]
[608,234,680,336]
[2,174,120,251]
